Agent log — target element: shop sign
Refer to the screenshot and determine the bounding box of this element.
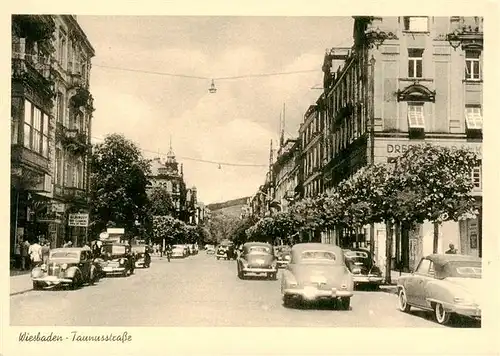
[68,213,89,227]
[376,140,482,159]
[51,203,65,213]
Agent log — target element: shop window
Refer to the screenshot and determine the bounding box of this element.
[472,162,481,190]
[465,51,481,81]
[408,48,424,78]
[403,17,429,32]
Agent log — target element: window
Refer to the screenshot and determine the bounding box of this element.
[56,92,64,124]
[408,49,424,78]
[55,148,63,185]
[465,51,481,81]
[403,17,428,32]
[472,162,481,189]
[465,106,482,130]
[407,103,425,129]
[11,116,18,144]
[59,32,67,68]
[23,100,49,157]
[416,258,431,274]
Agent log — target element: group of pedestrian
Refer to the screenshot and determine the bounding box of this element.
[14,236,50,271]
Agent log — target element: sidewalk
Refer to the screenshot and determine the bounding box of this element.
[10,272,33,296]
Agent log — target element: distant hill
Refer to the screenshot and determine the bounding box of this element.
[207,197,250,218]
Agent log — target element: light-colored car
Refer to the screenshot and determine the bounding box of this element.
[205,244,215,254]
[281,243,354,309]
[172,245,186,258]
[397,254,481,325]
[237,242,277,279]
[31,247,98,290]
[344,248,383,287]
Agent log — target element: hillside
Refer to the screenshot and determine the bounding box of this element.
[207,197,250,218]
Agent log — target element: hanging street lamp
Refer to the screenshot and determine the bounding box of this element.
[209,79,217,94]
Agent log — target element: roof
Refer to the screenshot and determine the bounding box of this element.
[292,243,343,254]
[243,241,272,248]
[426,254,481,266]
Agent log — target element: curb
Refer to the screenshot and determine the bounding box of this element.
[10,288,33,297]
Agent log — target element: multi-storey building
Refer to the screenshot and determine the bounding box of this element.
[320,16,483,270]
[273,138,300,213]
[11,15,95,251]
[299,102,326,198]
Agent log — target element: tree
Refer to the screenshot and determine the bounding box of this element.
[207,212,241,243]
[152,215,188,246]
[148,187,176,216]
[89,133,150,238]
[393,144,480,254]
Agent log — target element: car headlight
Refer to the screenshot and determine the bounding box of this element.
[61,263,68,270]
[120,258,126,265]
[284,255,291,261]
[351,267,361,274]
[40,264,47,271]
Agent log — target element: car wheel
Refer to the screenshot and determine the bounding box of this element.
[237,269,244,279]
[338,297,350,310]
[434,302,452,325]
[70,274,81,290]
[283,294,294,308]
[269,273,277,280]
[32,281,43,290]
[398,288,411,312]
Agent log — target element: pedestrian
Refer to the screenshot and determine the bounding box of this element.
[14,240,22,269]
[63,240,73,248]
[28,239,42,267]
[445,243,458,254]
[21,239,30,270]
[41,241,50,265]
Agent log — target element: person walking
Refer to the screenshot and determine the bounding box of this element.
[29,240,42,267]
[445,243,458,254]
[166,244,172,262]
[21,239,30,270]
[41,241,50,265]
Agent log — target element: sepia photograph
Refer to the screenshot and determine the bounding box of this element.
[3,3,498,355]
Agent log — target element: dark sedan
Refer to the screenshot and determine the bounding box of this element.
[237,242,277,280]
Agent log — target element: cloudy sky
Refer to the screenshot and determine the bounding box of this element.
[78,16,354,204]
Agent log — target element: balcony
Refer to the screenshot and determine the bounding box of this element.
[63,186,87,205]
[57,124,90,156]
[11,56,55,101]
[11,145,50,174]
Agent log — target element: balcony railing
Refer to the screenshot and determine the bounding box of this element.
[56,124,90,155]
[11,56,55,100]
[11,145,50,174]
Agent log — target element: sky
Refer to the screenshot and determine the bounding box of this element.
[78,16,354,204]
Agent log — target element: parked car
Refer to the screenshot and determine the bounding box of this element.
[343,248,383,288]
[31,246,98,290]
[205,244,215,254]
[132,245,151,268]
[172,245,186,258]
[237,242,277,280]
[96,243,135,277]
[216,245,229,260]
[276,246,292,268]
[397,254,481,325]
[281,243,354,309]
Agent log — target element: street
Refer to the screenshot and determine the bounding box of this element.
[10,252,480,327]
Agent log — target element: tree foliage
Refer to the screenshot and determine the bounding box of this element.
[148,187,176,217]
[89,134,150,237]
[206,212,241,243]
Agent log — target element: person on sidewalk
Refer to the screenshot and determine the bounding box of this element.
[14,240,22,269]
[445,243,458,254]
[29,240,42,267]
[41,241,50,265]
[21,239,30,270]
[63,240,73,248]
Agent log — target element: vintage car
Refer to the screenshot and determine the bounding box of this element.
[132,244,151,268]
[172,244,187,258]
[31,247,98,290]
[96,243,134,277]
[237,242,277,280]
[281,243,354,309]
[397,254,481,325]
[205,244,215,254]
[275,246,292,268]
[343,248,383,288]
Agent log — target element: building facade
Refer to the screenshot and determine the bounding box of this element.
[11,15,95,251]
[320,16,483,270]
[273,138,300,212]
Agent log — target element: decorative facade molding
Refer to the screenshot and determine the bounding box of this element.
[397,82,436,102]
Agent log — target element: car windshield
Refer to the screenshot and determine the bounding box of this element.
[248,246,270,254]
[50,251,79,259]
[301,250,336,262]
[442,261,482,279]
[102,245,126,255]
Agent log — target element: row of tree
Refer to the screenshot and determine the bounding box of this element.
[245,144,480,283]
[88,134,209,245]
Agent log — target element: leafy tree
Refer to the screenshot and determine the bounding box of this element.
[207,212,241,243]
[89,134,150,238]
[152,215,188,245]
[148,187,176,216]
